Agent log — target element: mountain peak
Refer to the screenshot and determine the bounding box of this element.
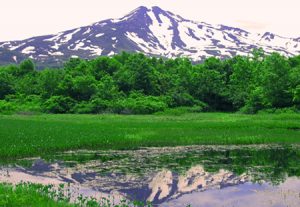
[130,6,149,14]
[134,5,165,12]
[261,32,276,41]
[151,6,165,11]
[112,6,152,23]
[151,6,170,17]
[127,6,171,17]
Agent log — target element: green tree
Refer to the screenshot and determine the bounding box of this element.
[90,56,121,80]
[18,59,35,75]
[292,85,300,108]
[14,73,39,95]
[38,69,64,98]
[1,51,300,114]
[0,71,15,99]
[95,75,121,100]
[191,65,229,110]
[228,56,254,109]
[261,53,292,108]
[72,75,97,101]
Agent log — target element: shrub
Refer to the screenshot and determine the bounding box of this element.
[0,100,17,114]
[42,96,75,113]
[1,94,42,114]
[117,96,168,114]
[71,102,95,114]
[90,98,115,113]
[18,95,42,113]
[168,92,198,107]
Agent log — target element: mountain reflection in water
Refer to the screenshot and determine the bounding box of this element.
[0,145,299,206]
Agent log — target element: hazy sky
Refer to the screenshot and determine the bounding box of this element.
[1,0,299,41]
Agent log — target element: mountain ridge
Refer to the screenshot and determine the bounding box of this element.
[0,6,299,67]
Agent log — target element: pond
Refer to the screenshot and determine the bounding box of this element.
[1,145,300,206]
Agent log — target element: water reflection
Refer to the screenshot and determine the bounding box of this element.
[1,145,300,206]
[162,177,300,207]
[147,166,249,203]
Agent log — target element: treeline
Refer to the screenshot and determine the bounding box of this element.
[1,50,300,114]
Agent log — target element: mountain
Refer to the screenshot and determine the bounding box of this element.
[0,6,300,67]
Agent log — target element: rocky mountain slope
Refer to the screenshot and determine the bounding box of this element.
[0,6,299,66]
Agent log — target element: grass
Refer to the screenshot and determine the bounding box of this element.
[0,183,147,207]
[0,112,300,161]
[0,183,75,207]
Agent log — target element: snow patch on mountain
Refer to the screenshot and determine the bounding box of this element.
[49,51,64,56]
[22,46,35,54]
[83,28,91,35]
[107,51,115,56]
[95,33,104,38]
[147,9,174,51]
[126,32,153,53]
[10,43,26,51]
[61,29,81,43]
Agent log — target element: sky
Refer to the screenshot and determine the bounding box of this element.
[1,0,299,41]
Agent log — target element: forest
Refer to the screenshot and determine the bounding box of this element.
[1,49,300,114]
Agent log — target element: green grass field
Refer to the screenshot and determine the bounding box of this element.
[1,112,300,161]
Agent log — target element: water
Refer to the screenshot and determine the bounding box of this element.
[1,145,300,206]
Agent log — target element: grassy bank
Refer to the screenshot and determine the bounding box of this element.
[0,183,142,207]
[0,183,75,207]
[0,113,300,161]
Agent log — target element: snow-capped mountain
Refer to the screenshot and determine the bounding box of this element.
[0,6,300,66]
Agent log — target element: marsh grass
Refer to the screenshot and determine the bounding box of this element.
[0,183,75,207]
[0,182,150,207]
[0,113,300,161]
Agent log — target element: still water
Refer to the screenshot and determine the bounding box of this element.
[1,145,300,206]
